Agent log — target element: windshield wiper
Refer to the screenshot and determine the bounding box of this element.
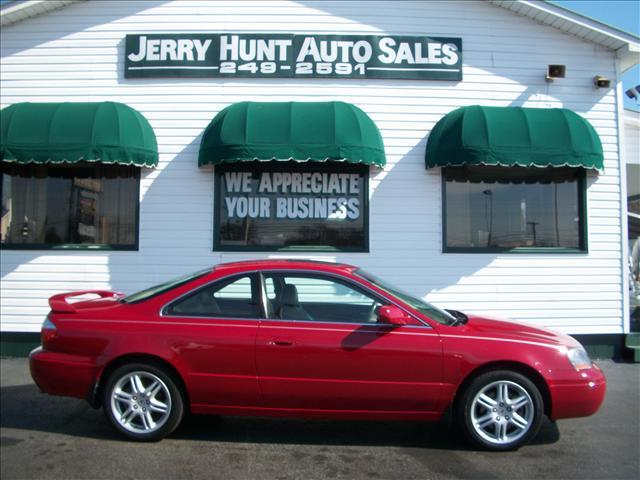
[445,309,469,326]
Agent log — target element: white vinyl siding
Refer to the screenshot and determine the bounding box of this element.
[625,110,640,151]
[0,0,626,334]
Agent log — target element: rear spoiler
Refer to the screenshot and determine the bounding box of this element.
[48,290,124,313]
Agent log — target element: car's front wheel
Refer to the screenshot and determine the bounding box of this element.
[103,363,184,441]
[457,370,544,451]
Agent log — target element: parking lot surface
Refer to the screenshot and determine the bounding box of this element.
[1,358,638,480]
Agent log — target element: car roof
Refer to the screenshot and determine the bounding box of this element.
[212,259,357,275]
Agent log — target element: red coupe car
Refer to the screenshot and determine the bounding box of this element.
[30,259,605,450]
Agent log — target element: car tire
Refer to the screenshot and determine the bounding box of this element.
[456,370,544,451]
[103,362,184,441]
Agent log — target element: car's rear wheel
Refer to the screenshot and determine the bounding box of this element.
[103,363,184,441]
[456,370,544,451]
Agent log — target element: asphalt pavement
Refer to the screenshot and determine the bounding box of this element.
[1,358,638,480]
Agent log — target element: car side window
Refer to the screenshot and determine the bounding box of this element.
[265,277,277,300]
[265,273,385,323]
[166,274,262,319]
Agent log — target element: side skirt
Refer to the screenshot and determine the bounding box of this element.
[190,404,443,421]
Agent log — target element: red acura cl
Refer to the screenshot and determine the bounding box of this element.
[30,260,605,450]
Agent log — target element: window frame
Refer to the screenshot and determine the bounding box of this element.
[258,269,430,327]
[213,162,370,253]
[161,268,430,327]
[0,162,141,251]
[162,272,264,320]
[261,271,385,324]
[441,166,589,254]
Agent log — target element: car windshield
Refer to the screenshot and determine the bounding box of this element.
[355,269,456,325]
[121,268,211,304]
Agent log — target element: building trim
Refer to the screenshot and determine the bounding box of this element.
[0,0,84,27]
[491,1,640,70]
[615,58,631,334]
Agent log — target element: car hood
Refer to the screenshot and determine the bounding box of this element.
[457,313,581,349]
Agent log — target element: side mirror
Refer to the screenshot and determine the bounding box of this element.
[377,305,409,326]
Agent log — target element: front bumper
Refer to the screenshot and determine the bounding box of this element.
[548,362,607,420]
[29,347,98,400]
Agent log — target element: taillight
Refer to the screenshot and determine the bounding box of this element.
[41,316,57,345]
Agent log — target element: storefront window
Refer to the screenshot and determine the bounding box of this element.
[1,162,139,249]
[215,162,368,251]
[443,166,586,252]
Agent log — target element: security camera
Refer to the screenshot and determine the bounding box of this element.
[545,64,566,82]
[625,85,639,100]
[593,76,611,89]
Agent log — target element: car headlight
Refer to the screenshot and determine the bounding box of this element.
[566,347,593,371]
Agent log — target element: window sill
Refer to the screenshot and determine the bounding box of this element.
[214,245,369,253]
[443,247,588,254]
[1,244,138,251]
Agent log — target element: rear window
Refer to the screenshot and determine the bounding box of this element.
[121,268,211,304]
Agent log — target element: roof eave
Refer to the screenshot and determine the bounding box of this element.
[491,0,640,70]
[0,0,85,27]
[617,43,640,72]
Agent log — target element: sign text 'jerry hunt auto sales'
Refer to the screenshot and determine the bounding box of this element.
[125,33,462,80]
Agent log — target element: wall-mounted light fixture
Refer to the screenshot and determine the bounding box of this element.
[545,64,566,82]
[593,76,611,89]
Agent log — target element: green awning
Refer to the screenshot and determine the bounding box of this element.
[425,105,604,171]
[1,102,158,167]
[198,101,385,167]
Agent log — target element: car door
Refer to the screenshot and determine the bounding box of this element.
[255,272,444,413]
[163,273,263,408]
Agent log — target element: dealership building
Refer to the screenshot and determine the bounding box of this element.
[1,0,639,356]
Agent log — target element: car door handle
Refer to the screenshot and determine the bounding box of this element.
[268,339,294,347]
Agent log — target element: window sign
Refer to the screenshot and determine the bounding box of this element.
[215,162,368,251]
[125,34,462,80]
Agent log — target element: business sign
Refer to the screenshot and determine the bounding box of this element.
[215,163,368,251]
[125,34,462,81]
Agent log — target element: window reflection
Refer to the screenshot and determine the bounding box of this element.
[1,163,139,248]
[444,167,585,251]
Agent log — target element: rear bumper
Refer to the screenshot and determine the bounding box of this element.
[548,363,606,420]
[29,347,98,400]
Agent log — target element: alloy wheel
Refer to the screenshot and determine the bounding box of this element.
[469,380,534,445]
[109,371,172,434]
